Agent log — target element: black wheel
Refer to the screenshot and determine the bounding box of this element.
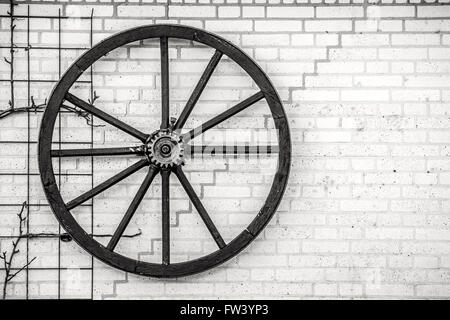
[38,24,291,278]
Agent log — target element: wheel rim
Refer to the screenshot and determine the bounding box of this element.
[38,24,291,278]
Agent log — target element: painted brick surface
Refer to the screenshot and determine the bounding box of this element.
[1,0,450,300]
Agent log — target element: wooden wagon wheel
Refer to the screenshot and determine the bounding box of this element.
[38,25,291,278]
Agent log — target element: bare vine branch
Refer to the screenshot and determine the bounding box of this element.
[20,229,142,240]
[0,201,141,299]
[0,94,104,127]
[0,202,36,300]
[5,0,17,110]
[1,1,103,127]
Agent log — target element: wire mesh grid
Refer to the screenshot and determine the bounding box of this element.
[0,1,280,299]
[0,2,95,299]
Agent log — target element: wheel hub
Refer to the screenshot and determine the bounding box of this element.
[145,130,184,168]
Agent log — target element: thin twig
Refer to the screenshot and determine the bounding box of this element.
[6,0,16,109]
[0,202,35,300]
[1,1,102,127]
[0,201,141,299]
[18,229,143,240]
[0,95,104,127]
[7,257,36,283]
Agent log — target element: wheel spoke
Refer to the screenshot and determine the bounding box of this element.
[182,91,265,142]
[160,36,170,129]
[174,50,223,130]
[107,165,159,251]
[51,146,145,158]
[161,169,170,265]
[65,92,149,142]
[66,159,149,210]
[186,145,279,156]
[174,166,226,249]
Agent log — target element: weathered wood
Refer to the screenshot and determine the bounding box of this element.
[107,165,159,251]
[183,91,264,142]
[174,50,223,130]
[161,169,171,265]
[38,24,291,278]
[51,146,145,158]
[160,37,170,130]
[65,93,149,142]
[66,159,149,210]
[174,166,226,249]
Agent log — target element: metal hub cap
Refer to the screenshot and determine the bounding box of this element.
[146,130,184,168]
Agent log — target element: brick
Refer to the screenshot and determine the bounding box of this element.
[316,6,364,18]
[19,4,62,16]
[315,283,338,296]
[418,6,450,17]
[392,90,440,102]
[168,5,216,18]
[379,48,428,60]
[242,6,265,18]
[367,5,415,17]
[66,5,113,17]
[305,20,353,32]
[341,200,388,211]
[417,285,450,297]
[255,20,302,32]
[303,241,349,253]
[339,284,363,296]
[255,48,278,60]
[239,254,287,267]
[267,61,313,73]
[293,89,339,101]
[379,20,403,32]
[166,283,214,295]
[267,6,314,18]
[304,131,352,142]
[366,228,413,240]
[353,75,402,87]
[330,48,377,60]
[306,75,352,88]
[342,34,390,46]
[366,284,414,297]
[117,5,166,17]
[289,256,336,267]
[406,20,450,32]
[206,20,252,32]
[315,34,339,46]
[264,283,312,296]
[291,34,314,46]
[317,62,365,74]
[276,269,325,282]
[429,48,450,59]
[218,6,241,18]
[341,90,390,102]
[392,34,440,45]
[242,34,289,46]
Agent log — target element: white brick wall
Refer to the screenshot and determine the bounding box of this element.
[1,0,450,300]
